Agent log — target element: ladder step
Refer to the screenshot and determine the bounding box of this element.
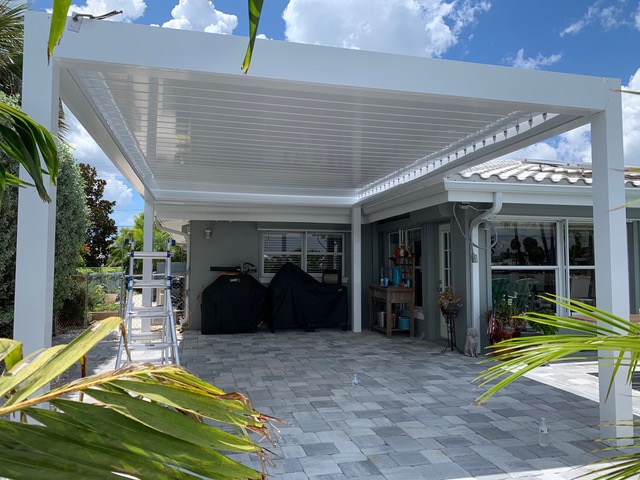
[131,280,167,288]
[125,342,174,350]
[128,332,167,341]
[130,251,171,260]
[127,310,172,319]
[127,306,167,314]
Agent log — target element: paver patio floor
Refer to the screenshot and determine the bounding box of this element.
[72,327,640,480]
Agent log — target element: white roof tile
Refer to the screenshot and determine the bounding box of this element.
[450,159,640,187]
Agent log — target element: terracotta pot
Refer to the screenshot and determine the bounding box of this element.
[489,325,522,344]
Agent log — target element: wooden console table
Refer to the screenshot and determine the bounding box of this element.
[369,285,414,338]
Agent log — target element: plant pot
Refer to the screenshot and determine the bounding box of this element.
[489,325,522,344]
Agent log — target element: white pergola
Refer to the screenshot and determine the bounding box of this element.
[18,11,630,441]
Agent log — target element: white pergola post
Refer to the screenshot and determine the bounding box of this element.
[141,197,154,332]
[591,79,633,444]
[13,18,59,354]
[351,206,362,332]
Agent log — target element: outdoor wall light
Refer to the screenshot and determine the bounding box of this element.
[204,228,212,240]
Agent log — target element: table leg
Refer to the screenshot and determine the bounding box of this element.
[386,302,392,338]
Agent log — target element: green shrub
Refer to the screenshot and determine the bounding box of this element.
[0,308,12,339]
[58,277,87,329]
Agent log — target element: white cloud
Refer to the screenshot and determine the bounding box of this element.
[67,0,146,22]
[508,49,562,70]
[555,126,593,163]
[505,68,640,166]
[622,68,640,165]
[100,171,134,206]
[561,1,629,37]
[282,0,490,58]
[162,0,237,33]
[636,4,640,30]
[511,142,559,161]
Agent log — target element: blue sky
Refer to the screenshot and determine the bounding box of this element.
[29,0,640,228]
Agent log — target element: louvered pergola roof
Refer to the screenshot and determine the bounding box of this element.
[26,12,611,225]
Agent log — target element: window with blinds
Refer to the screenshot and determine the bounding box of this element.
[262,231,344,278]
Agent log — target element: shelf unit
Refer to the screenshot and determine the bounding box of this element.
[389,254,415,288]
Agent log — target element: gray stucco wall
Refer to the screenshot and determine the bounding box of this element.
[188,221,261,331]
[188,220,351,331]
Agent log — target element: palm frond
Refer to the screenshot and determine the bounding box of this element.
[0,317,280,479]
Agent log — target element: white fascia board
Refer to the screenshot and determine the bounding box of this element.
[39,10,610,113]
[445,180,640,207]
[155,189,355,208]
[363,192,449,224]
[155,203,352,224]
[154,182,356,201]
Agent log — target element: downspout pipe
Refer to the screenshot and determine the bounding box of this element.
[469,192,503,347]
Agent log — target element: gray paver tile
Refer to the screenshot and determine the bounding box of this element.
[60,329,640,480]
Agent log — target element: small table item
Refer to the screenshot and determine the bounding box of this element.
[369,285,414,338]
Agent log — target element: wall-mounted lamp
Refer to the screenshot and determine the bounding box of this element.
[204,228,212,240]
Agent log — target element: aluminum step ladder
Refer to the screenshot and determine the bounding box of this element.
[115,239,180,367]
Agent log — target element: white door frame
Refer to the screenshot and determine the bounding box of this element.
[438,223,452,338]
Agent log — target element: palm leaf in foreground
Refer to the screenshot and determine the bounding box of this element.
[0,316,280,479]
[474,295,640,480]
[0,102,58,207]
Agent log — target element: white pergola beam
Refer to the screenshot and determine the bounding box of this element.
[591,79,633,444]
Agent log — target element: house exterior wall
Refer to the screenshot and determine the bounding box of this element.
[364,200,640,350]
[188,220,351,331]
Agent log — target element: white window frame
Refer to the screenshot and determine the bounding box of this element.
[489,218,562,313]
[260,230,345,281]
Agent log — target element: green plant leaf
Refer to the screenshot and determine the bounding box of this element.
[43,401,264,479]
[0,316,121,408]
[241,0,264,73]
[85,387,265,453]
[0,102,59,207]
[0,338,22,371]
[47,0,72,61]
[475,296,640,407]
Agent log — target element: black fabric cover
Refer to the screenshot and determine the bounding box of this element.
[201,273,267,334]
[268,262,348,331]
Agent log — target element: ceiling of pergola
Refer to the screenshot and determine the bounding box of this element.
[34,12,606,224]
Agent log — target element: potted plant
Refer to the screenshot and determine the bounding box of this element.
[437,286,463,314]
[485,301,528,344]
[523,308,559,336]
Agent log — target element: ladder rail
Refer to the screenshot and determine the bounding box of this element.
[115,239,179,368]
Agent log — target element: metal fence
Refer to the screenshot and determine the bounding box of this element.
[55,272,186,334]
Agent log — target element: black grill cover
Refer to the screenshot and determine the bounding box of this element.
[201,274,267,334]
[268,263,348,331]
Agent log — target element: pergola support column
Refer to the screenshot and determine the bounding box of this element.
[13,19,59,354]
[141,197,154,332]
[592,78,633,445]
[351,206,362,332]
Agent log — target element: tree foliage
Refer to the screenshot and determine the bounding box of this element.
[78,163,116,267]
[0,0,24,97]
[108,213,186,273]
[52,146,88,320]
[0,95,18,337]
[0,94,85,336]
